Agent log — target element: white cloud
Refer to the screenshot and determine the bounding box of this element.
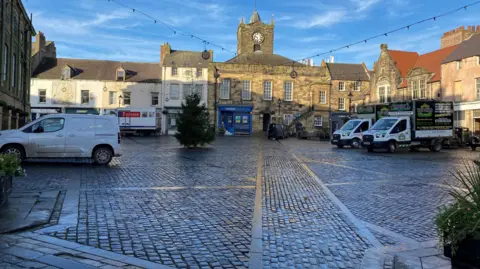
[275,15,294,22]
[298,34,338,43]
[351,0,382,12]
[294,10,347,28]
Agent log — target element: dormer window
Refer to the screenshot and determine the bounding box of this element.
[116,68,126,81]
[62,66,71,80]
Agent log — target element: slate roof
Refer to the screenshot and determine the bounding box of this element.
[32,58,162,83]
[326,63,370,81]
[225,53,303,66]
[443,34,480,64]
[163,50,210,68]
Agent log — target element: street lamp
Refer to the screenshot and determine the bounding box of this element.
[117,95,123,124]
[348,91,353,114]
[277,98,282,124]
[213,68,220,129]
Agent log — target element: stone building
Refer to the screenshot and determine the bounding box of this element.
[441,34,480,132]
[441,25,480,49]
[31,32,162,123]
[0,0,35,129]
[207,9,337,135]
[367,41,458,104]
[160,42,211,135]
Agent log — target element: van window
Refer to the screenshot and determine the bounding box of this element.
[392,119,407,133]
[356,121,370,132]
[95,118,114,132]
[69,117,95,133]
[24,118,65,133]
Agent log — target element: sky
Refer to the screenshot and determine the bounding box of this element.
[24,0,480,68]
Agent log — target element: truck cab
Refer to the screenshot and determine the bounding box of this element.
[331,118,372,148]
[362,116,411,153]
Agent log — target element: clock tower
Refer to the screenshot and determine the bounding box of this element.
[237,9,274,55]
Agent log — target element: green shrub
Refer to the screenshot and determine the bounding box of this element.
[436,160,480,255]
[0,154,25,177]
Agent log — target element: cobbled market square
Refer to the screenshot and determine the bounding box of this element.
[1,136,476,269]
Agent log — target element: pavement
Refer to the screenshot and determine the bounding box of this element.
[0,135,473,268]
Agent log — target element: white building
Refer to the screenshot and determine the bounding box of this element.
[31,57,162,124]
[160,43,211,135]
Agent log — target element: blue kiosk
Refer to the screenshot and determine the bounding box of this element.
[218,105,253,135]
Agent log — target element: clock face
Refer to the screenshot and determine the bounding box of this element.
[252,32,264,44]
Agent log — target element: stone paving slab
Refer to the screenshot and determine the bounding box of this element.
[0,191,59,234]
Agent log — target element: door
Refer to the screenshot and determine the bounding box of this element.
[222,112,234,135]
[25,117,66,157]
[262,114,271,131]
[65,117,95,157]
[391,119,410,143]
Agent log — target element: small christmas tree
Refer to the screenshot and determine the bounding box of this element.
[175,93,215,148]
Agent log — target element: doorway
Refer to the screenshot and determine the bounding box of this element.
[262,113,271,131]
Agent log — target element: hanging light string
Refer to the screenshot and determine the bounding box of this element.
[107,0,480,69]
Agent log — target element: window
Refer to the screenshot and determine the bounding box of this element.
[109,91,117,105]
[412,80,419,99]
[12,11,18,33]
[151,92,159,105]
[456,61,462,70]
[314,116,323,127]
[338,81,345,91]
[419,79,426,99]
[284,81,293,101]
[263,81,272,100]
[18,63,22,91]
[393,119,407,133]
[116,70,125,81]
[12,53,16,88]
[220,79,230,99]
[254,44,261,52]
[170,84,180,100]
[242,80,251,100]
[357,121,369,133]
[171,67,178,76]
[194,84,203,99]
[477,56,480,66]
[19,23,23,41]
[196,68,203,77]
[62,67,70,80]
[477,78,480,99]
[81,90,89,104]
[354,81,361,91]
[387,86,391,102]
[3,45,7,82]
[379,87,386,103]
[183,84,193,98]
[28,118,65,133]
[123,92,131,105]
[319,90,326,104]
[338,98,345,110]
[39,89,46,103]
[283,114,294,125]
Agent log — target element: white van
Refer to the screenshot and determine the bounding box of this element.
[0,114,122,165]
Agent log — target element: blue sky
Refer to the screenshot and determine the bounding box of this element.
[24,0,480,68]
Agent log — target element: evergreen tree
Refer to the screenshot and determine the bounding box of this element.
[175,93,215,148]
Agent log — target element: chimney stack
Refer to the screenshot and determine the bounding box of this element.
[160,42,171,65]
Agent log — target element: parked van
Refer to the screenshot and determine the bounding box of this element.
[0,114,122,165]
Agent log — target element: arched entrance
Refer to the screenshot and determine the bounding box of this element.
[262,113,271,131]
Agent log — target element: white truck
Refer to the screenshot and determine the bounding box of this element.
[361,101,454,153]
[117,108,161,136]
[331,105,376,148]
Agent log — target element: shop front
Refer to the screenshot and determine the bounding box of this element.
[164,107,182,135]
[31,107,63,120]
[218,105,253,136]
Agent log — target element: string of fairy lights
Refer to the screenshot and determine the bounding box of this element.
[107,0,480,78]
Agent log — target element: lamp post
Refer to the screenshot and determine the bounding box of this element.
[348,91,353,115]
[277,98,282,124]
[118,95,123,124]
[213,68,220,129]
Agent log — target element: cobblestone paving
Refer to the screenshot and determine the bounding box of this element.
[282,139,475,245]
[19,136,261,269]
[262,142,372,269]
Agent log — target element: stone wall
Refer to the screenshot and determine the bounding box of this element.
[441,26,480,49]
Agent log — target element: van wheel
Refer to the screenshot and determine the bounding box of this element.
[367,147,374,153]
[1,145,25,161]
[350,139,360,149]
[93,147,113,165]
[387,141,396,153]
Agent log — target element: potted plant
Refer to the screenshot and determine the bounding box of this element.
[0,154,25,207]
[436,160,480,268]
